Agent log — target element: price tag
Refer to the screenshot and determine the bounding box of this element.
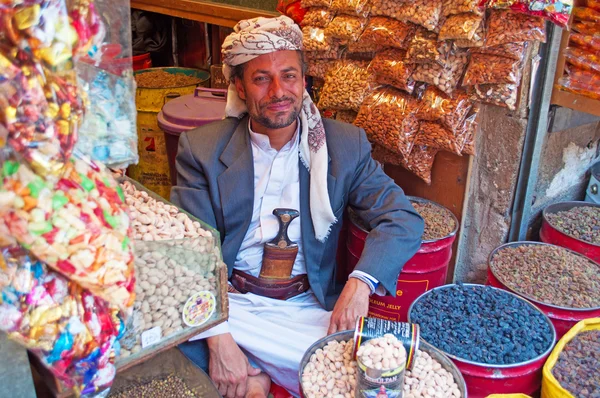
[141,326,162,348]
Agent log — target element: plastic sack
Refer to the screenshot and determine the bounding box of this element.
[302,26,334,51]
[463,53,522,86]
[395,0,444,31]
[306,40,341,60]
[572,6,600,23]
[301,0,332,8]
[541,318,600,398]
[331,0,370,17]
[369,49,416,93]
[442,0,484,16]
[412,49,469,96]
[318,60,374,111]
[439,13,484,41]
[359,17,416,50]
[301,7,336,27]
[308,59,338,79]
[345,41,383,58]
[0,152,135,311]
[325,15,367,42]
[471,42,529,61]
[415,122,467,155]
[564,47,600,74]
[470,83,519,110]
[417,87,473,132]
[454,22,485,48]
[354,87,420,159]
[572,20,600,35]
[74,0,138,169]
[406,28,452,64]
[570,33,600,55]
[406,145,438,184]
[486,10,547,47]
[0,1,88,177]
[0,246,124,396]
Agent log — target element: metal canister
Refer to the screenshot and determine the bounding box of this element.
[356,356,406,398]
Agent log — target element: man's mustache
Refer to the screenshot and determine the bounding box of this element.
[261,97,295,108]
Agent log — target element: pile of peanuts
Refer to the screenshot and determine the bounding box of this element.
[302,338,462,398]
[122,180,214,241]
[357,334,407,371]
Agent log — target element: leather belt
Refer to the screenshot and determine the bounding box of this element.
[230,269,310,300]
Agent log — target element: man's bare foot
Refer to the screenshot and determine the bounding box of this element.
[245,373,271,398]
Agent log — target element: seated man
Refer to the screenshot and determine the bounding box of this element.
[172,15,424,398]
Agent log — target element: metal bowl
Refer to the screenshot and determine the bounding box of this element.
[298,330,468,397]
[542,201,600,247]
[407,283,557,368]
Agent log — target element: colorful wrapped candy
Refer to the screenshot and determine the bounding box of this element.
[485,0,573,28]
[0,152,135,312]
[0,246,124,396]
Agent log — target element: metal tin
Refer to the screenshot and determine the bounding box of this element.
[298,330,468,398]
[488,241,600,339]
[346,197,459,322]
[540,201,600,263]
[408,284,556,398]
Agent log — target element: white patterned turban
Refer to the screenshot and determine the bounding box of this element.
[222,15,336,242]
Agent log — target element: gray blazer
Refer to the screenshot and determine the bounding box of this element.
[171,115,424,311]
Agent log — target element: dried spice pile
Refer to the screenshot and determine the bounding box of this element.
[546,206,600,245]
[552,330,600,397]
[135,70,203,88]
[490,244,600,309]
[410,284,554,365]
[109,375,197,398]
[412,201,456,240]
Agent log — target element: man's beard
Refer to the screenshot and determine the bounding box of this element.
[251,97,301,129]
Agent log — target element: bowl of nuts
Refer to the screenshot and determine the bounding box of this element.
[298,330,467,397]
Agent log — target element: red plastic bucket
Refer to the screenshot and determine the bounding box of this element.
[487,241,600,340]
[346,197,458,322]
[539,201,600,263]
[132,53,152,71]
[408,284,557,398]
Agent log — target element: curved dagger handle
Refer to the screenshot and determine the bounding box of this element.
[268,208,299,248]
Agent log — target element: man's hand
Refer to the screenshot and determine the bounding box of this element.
[207,333,262,398]
[328,278,371,335]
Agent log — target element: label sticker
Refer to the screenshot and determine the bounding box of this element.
[141,326,162,348]
[182,291,216,327]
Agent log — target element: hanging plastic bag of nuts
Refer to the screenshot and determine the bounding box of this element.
[405,28,452,64]
[564,47,600,74]
[412,49,469,96]
[569,33,600,55]
[471,42,529,61]
[370,0,404,19]
[442,0,484,16]
[454,22,485,48]
[325,15,368,42]
[572,20,600,35]
[417,87,472,133]
[354,87,420,159]
[317,60,374,111]
[306,40,341,60]
[415,122,468,155]
[301,0,332,8]
[302,26,334,52]
[485,10,546,47]
[395,0,444,31]
[301,7,336,27]
[331,0,371,17]
[470,83,519,110]
[359,17,416,49]
[406,145,439,184]
[572,6,600,23]
[461,109,479,156]
[438,13,484,41]
[369,49,416,93]
[307,59,338,79]
[462,53,522,86]
[372,143,406,166]
[346,39,384,58]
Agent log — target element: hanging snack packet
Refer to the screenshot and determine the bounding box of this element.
[438,13,484,41]
[395,0,444,31]
[454,22,485,48]
[370,0,405,18]
[412,49,469,96]
[415,122,468,155]
[359,17,416,49]
[572,6,600,23]
[442,0,484,16]
[301,7,336,27]
[486,10,546,47]
[318,60,374,111]
[354,87,420,159]
[331,0,371,17]
[462,53,522,86]
[307,59,339,79]
[405,145,439,185]
[369,49,416,93]
[417,87,472,133]
[570,34,600,55]
[564,47,600,74]
[471,42,529,61]
[325,15,368,42]
[406,28,452,64]
[302,26,334,51]
[572,20,600,35]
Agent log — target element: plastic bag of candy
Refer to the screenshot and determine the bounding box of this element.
[570,33,600,54]
[556,65,600,100]
[0,151,135,312]
[485,10,546,47]
[564,46,600,74]
[572,6,600,22]
[0,1,86,177]
[0,246,125,396]
[513,0,573,28]
[572,20,600,35]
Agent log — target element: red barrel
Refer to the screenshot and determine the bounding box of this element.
[408,284,557,398]
[487,241,600,339]
[347,197,458,322]
[539,201,600,263]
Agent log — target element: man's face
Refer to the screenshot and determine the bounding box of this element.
[234,50,304,130]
